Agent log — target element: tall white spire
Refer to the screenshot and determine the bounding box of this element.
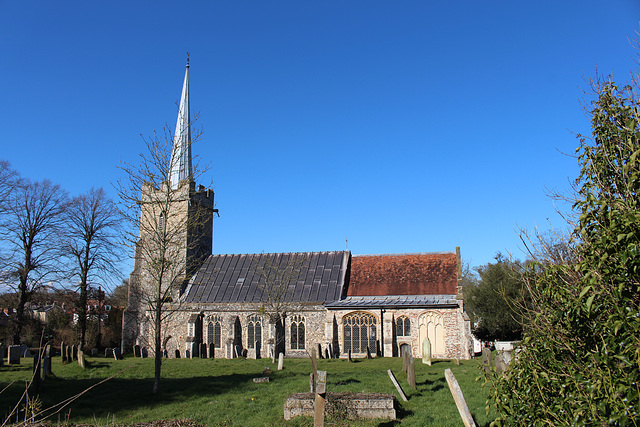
[169,59,192,189]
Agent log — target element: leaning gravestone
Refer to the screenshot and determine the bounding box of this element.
[113,347,122,361]
[9,345,20,364]
[422,337,432,366]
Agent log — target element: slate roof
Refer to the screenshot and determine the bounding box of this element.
[325,294,459,309]
[182,251,350,304]
[348,252,458,296]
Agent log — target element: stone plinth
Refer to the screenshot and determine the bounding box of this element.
[284,392,396,421]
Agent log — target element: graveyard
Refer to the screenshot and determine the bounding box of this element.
[0,352,496,426]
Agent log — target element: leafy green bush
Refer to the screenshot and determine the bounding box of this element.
[486,78,640,425]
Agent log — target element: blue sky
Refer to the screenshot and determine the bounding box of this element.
[1,1,639,273]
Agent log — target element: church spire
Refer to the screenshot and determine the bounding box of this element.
[169,57,192,189]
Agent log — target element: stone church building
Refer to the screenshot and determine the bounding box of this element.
[122,63,473,361]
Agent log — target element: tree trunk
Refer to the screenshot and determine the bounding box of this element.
[152,301,162,394]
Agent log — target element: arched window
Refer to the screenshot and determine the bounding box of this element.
[290,315,305,350]
[247,315,262,349]
[343,312,377,354]
[207,315,222,349]
[396,316,411,337]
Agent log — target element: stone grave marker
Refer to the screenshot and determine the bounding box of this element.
[9,345,20,364]
[23,347,31,358]
[422,337,432,366]
[113,347,122,360]
[61,342,67,362]
[141,347,148,358]
[175,349,181,358]
[66,345,72,363]
[43,347,52,378]
[481,347,492,372]
[185,349,191,359]
[407,354,416,390]
[348,349,352,362]
[163,349,168,358]
[495,351,507,374]
[200,343,207,358]
[105,348,113,358]
[70,344,76,361]
[234,345,242,358]
[324,348,330,360]
[445,369,476,427]
[78,350,86,369]
[366,346,372,359]
[386,369,408,402]
[91,348,98,356]
[278,352,284,371]
[133,344,141,357]
[209,343,215,358]
[317,344,323,359]
[0,343,4,366]
[402,350,409,373]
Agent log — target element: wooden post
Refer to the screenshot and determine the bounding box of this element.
[314,370,326,427]
[444,369,476,427]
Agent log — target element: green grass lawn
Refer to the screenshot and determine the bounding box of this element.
[1,355,495,426]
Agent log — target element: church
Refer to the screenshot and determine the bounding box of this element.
[122,63,473,361]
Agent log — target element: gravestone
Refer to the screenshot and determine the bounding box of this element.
[481,347,492,372]
[407,354,416,390]
[66,345,72,363]
[71,345,76,361]
[105,348,113,358]
[234,345,242,358]
[91,348,98,356]
[23,347,32,358]
[327,344,333,359]
[422,337,432,366]
[325,348,330,360]
[209,343,215,359]
[163,349,168,358]
[175,349,181,358]
[255,341,261,359]
[495,351,507,374]
[402,350,409,373]
[133,345,141,357]
[200,343,207,358]
[185,349,191,358]
[141,347,148,358]
[376,340,382,357]
[78,350,86,369]
[348,349,352,362]
[366,346,372,359]
[277,352,284,371]
[61,342,67,362]
[318,344,323,359]
[0,343,4,366]
[9,345,20,364]
[113,347,122,360]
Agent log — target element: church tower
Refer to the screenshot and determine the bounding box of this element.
[122,61,216,352]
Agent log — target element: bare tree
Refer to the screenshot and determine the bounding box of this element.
[0,160,18,213]
[61,187,123,350]
[115,126,212,394]
[257,253,308,356]
[0,179,68,345]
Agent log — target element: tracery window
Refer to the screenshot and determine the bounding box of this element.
[290,315,305,350]
[396,316,411,337]
[247,315,262,349]
[343,312,377,354]
[207,315,222,349]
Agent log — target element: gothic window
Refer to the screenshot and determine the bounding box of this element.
[343,312,377,354]
[396,316,411,337]
[207,315,222,349]
[290,315,305,350]
[188,321,195,337]
[247,315,262,349]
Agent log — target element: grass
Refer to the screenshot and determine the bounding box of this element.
[1,355,496,426]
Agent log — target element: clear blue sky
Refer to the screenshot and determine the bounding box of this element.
[1,1,639,273]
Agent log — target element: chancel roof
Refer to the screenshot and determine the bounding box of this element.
[348,252,458,296]
[182,251,350,304]
[325,295,458,309]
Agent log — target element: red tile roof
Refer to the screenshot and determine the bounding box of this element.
[347,253,458,296]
